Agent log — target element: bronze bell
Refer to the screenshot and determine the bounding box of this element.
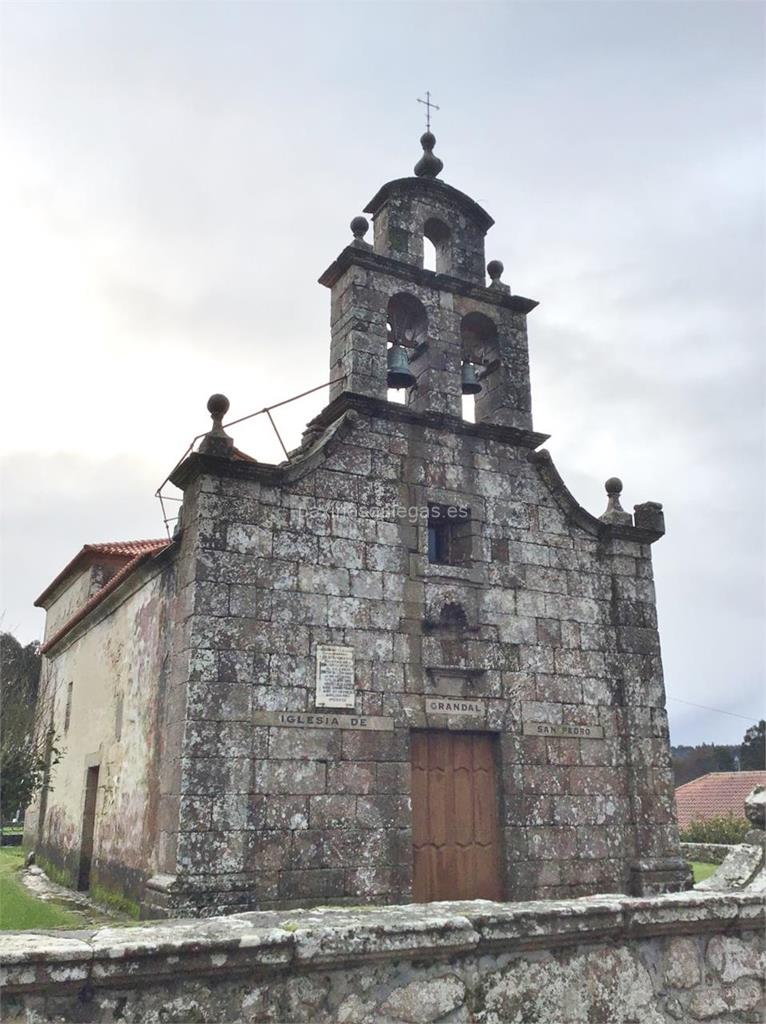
[461,360,482,395]
[387,343,416,390]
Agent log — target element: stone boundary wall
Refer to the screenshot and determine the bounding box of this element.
[2,890,764,1023]
[681,842,735,865]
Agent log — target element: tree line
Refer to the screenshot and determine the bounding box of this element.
[1,631,59,824]
[672,720,765,787]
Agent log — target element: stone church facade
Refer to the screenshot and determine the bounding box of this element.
[25,133,691,918]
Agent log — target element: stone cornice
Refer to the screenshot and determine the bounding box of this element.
[2,891,763,994]
[309,393,549,447]
[363,176,495,231]
[318,245,539,315]
[169,394,551,491]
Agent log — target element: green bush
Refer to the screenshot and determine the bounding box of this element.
[680,815,751,844]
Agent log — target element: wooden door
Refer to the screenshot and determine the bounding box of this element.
[77,766,99,891]
[411,731,504,902]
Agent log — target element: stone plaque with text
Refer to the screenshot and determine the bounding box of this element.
[523,721,604,739]
[253,711,393,731]
[315,644,355,708]
[425,696,486,717]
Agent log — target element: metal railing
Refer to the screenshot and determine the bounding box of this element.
[155,376,345,538]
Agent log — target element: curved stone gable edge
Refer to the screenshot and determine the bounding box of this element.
[170,401,662,546]
[528,449,664,546]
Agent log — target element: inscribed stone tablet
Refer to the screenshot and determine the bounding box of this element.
[522,721,604,739]
[253,711,393,731]
[315,644,355,708]
[424,697,486,717]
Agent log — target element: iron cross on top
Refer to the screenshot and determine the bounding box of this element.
[417,91,440,132]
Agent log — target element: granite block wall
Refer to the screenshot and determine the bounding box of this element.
[157,397,688,916]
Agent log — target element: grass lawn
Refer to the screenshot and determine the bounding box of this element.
[0,848,80,930]
[691,861,718,884]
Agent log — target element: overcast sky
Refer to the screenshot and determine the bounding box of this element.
[1,1,763,746]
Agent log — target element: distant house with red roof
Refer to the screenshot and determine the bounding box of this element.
[675,771,766,829]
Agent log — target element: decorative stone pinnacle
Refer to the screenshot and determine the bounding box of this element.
[487,259,510,293]
[414,131,444,179]
[600,477,632,525]
[207,393,229,428]
[350,216,371,250]
[199,393,234,457]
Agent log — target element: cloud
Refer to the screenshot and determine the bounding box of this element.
[0,454,165,643]
[0,1,762,745]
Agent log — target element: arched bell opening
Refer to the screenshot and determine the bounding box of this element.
[460,311,499,421]
[386,326,407,404]
[423,217,452,275]
[423,236,437,273]
[386,293,427,401]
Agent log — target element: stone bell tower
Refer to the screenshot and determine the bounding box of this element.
[319,132,537,429]
[128,124,693,918]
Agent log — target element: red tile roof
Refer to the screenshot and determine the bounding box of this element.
[38,539,171,654]
[232,446,257,463]
[675,771,766,829]
[84,540,170,557]
[35,540,170,608]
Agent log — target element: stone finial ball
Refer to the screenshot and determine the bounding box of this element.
[207,393,230,420]
[487,260,504,281]
[350,216,369,239]
[420,131,436,150]
[605,477,623,495]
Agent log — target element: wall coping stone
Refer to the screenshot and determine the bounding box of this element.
[681,842,736,866]
[2,890,763,995]
[696,841,765,892]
